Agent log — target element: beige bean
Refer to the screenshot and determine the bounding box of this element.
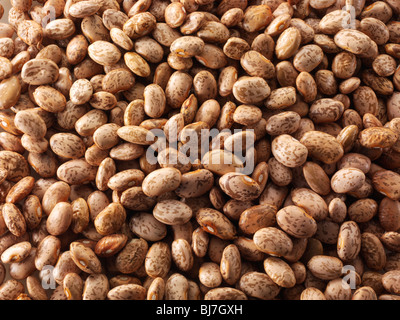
[341,78,361,96]
[242,5,272,32]
[300,131,344,164]
[44,18,76,40]
[21,58,59,85]
[153,200,192,226]
[63,273,83,300]
[69,198,89,234]
[334,29,378,59]
[165,71,193,109]
[52,251,81,285]
[93,234,127,258]
[265,87,297,110]
[50,133,86,159]
[382,270,400,295]
[348,198,377,223]
[359,127,398,149]
[124,52,150,78]
[165,2,186,28]
[145,242,171,278]
[8,246,36,280]
[253,227,293,257]
[239,271,280,300]
[171,239,193,272]
[264,257,296,288]
[94,202,126,236]
[134,36,163,63]
[142,167,181,197]
[271,134,308,168]
[296,71,317,103]
[360,232,386,271]
[5,176,34,205]
[0,280,25,300]
[202,149,244,176]
[219,172,261,202]
[220,244,241,285]
[26,275,48,300]
[143,84,166,118]
[35,235,61,271]
[57,159,97,185]
[331,168,366,194]
[238,204,276,235]
[191,227,209,258]
[41,181,70,216]
[117,125,156,146]
[307,255,343,280]
[0,76,21,110]
[275,27,302,60]
[196,208,236,240]
[170,36,205,58]
[204,287,247,300]
[337,221,361,262]
[22,195,42,230]
[82,274,109,300]
[293,45,324,73]
[276,205,317,239]
[115,238,148,274]
[199,262,222,288]
[232,76,271,104]
[146,277,165,300]
[107,284,146,300]
[1,241,31,264]
[2,203,26,237]
[33,86,66,113]
[165,273,189,300]
[300,287,327,300]
[70,241,102,274]
[46,202,73,236]
[120,186,156,211]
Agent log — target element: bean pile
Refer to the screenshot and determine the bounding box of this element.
[0,0,399,301]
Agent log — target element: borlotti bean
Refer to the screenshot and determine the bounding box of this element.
[0,0,398,303]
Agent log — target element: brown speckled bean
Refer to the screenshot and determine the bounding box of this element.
[115,238,148,274]
[70,241,102,274]
[46,202,73,236]
[337,221,361,262]
[107,284,146,300]
[263,257,296,288]
[50,133,86,159]
[307,255,343,280]
[253,227,293,257]
[271,134,308,168]
[35,235,61,271]
[82,273,109,300]
[219,172,261,202]
[239,271,280,300]
[2,203,26,237]
[165,273,189,300]
[331,168,366,194]
[145,241,171,279]
[0,279,24,300]
[276,205,317,239]
[360,233,387,271]
[196,208,236,240]
[153,200,192,225]
[300,131,344,164]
